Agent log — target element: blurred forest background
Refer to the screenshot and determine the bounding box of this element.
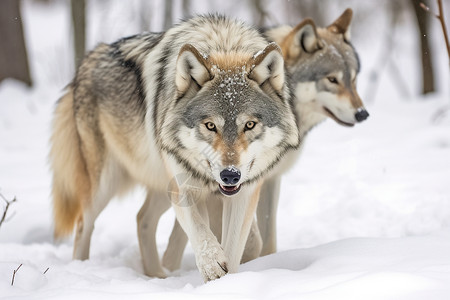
[0,0,449,101]
[1,4,450,292]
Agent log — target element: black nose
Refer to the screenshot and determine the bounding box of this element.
[355,109,369,122]
[220,168,241,185]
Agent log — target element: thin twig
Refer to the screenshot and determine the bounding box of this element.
[0,193,17,228]
[11,264,22,286]
[43,267,50,275]
[437,0,450,63]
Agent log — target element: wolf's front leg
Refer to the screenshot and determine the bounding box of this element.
[172,191,228,281]
[221,183,262,273]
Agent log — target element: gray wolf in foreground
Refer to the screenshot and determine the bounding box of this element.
[161,9,369,271]
[50,15,299,281]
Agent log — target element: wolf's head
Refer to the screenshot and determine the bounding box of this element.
[267,9,368,129]
[162,43,299,196]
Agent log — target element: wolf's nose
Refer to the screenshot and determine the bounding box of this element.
[355,109,369,122]
[220,167,241,185]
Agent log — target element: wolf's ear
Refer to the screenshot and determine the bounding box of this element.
[281,19,321,62]
[248,43,285,94]
[327,8,353,42]
[176,44,212,97]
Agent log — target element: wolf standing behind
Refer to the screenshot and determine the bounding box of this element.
[161,9,370,271]
[50,14,299,281]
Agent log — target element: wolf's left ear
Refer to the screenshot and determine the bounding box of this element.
[248,43,285,94]
[176,44,212,97]
[280,19,322,63]
[327,8,353,42]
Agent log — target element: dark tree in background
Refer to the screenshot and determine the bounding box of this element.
[411,0,435,94]
[0,0,32,86]
[71,0,86,69]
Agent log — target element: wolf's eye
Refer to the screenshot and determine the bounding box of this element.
[244,121,256,131]
[205,122,217,132]
[327,77,338,84]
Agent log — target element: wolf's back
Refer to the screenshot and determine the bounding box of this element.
[50,89,91,238]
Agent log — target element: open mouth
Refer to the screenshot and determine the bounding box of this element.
[323,107,355,127]
[219,184,241,196]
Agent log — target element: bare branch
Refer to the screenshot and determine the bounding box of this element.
[11,264,22,286]
[0,193,17,228]
[43,267,49,275]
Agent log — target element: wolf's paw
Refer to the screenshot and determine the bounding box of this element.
[196,240,228,282]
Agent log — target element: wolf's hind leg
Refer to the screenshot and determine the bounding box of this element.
[73,191,111,260]
[137,190,170,278]
[72,156,131,260]
[162,219,188,272]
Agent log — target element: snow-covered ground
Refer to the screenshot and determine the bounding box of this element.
[1,1,450,299]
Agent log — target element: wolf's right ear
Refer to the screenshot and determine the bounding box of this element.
[281,19,322,62]
[248,43,285,94]
[176,44,212,97]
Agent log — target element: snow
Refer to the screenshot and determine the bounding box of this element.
[1,1,450,299]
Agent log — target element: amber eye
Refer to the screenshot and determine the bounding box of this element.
[205,122,217,132]
[245,121,256,131]
[327,76,338,84]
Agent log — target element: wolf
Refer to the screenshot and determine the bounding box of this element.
[160,9,370,271]
[50,14,299,281]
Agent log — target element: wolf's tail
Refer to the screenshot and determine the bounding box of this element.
[50,88,90,238]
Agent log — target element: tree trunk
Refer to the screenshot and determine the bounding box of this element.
[71,0,86,69]
[411,0,435,94]
[0,0,32,86]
